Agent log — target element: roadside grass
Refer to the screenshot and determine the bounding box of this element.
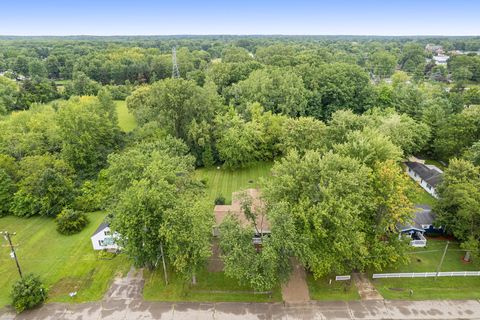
[424,159,447,171]
[143,267,282,302]
[195,162,273,204]
[373,239,480,300]
[406,177,438,207]
[306,274,360,301]
[114,100,137,132]
[0,212,131,308]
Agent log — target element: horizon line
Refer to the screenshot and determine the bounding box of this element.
[1,34,480,38]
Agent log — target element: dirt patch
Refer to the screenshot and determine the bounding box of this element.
[49,268,95,298]
[352,273,383,300]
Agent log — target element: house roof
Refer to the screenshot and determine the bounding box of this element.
[92,222,110,237]
[405,161,443,187]
[214,188,271,233]
[397,206,436,231]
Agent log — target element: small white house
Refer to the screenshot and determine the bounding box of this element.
[433,55,449,65]
[405,161,443,198]
[90,222,120,251]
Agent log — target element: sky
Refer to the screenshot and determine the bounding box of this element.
[1,0,479,36]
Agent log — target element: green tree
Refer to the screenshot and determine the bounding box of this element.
[0,76,19,114]
[160,195,213,284]
[12,154,75,217]
[435,159,480,257]
[57,95,121,177]
[55,208,89,235]
[279,117,328,155]
[231,67,308,117]
[368,50,397,78]
[11,273,47,313]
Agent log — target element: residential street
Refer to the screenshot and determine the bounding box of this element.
[2,299,480,320]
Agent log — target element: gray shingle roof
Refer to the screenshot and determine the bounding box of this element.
[92,222,110,237]
[405,161,443,187]
[397,206,436,231]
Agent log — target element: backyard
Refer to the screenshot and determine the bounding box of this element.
[373,239,480,300]
[0,212,130,308]
[195,162,273,204]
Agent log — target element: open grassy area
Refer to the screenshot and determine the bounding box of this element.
[406,177,438,206]
[373,239,480,300]
[195,162,273,204]
[143,267,282,302]
[0,212,130,308]
[114,100,137,132]
[306,274,360,301]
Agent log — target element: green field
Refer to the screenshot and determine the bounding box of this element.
[143,267,282,302]
[373,239,480,300]
[0,212,130,308]
[196,162,273,204]
[114,100,137,132]
[306,274,360,301]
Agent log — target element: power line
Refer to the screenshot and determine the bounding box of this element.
[172,47,180,79]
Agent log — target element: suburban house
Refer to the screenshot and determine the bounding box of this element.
[405,160,443,198]
[397,206,443,247]
[433,55,449,65]
[90,222,120,251]
[425,44,444,55]
[213,188,270,245]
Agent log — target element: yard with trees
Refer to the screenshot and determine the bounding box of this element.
[1,35,480,309]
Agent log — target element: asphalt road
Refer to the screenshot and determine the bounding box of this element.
[2,299,480,320]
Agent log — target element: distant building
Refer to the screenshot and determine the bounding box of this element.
[433,55,449,65]
[405,161,443,198]
[425,44,444,55]
[91,222,121,251]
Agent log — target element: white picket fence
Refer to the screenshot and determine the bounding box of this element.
[372,271,480,279]
[335,275,351,281]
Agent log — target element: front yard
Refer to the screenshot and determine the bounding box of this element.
[373,239,480,300]
[143,267,282,302]
[0,212,130,308]
[306,274,360,301]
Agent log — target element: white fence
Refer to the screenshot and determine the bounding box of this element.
[372,271,480,279]
[335,275,351,281]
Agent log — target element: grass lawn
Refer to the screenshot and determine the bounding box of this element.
[195,162,273,204]
[306,274,360,301]
[406,177,438,207]
[424,159,447,171]
[0,212,131,308]
[114,100,137,132]
[373,239,480,300]
[143,267,282,302]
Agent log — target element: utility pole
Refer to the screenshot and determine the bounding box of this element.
[159,242,168,285]
[172,47,180,79]
[435,241,449,280]
[2,231,23,278]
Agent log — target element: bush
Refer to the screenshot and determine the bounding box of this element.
[55,208,89,235]
[11,273,47,313]
[214,195,226,205]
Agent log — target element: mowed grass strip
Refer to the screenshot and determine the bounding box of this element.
[114,100,137,132]
[0,212,130,307]
[143,267,282,303]
[195,162,273,204]
[306,274,360,301]
[373,239,480,300]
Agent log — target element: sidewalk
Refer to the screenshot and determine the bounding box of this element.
[2,299,480,319]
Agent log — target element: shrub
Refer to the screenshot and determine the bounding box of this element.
[55,208,89,235]
[214,195,226,205]
[11,273,47,313]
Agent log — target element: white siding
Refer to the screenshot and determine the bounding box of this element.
[406,167,438,198]
[90,226,120,251]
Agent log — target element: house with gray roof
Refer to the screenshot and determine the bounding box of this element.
[397,206,443,247]
[405,161,443,198]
